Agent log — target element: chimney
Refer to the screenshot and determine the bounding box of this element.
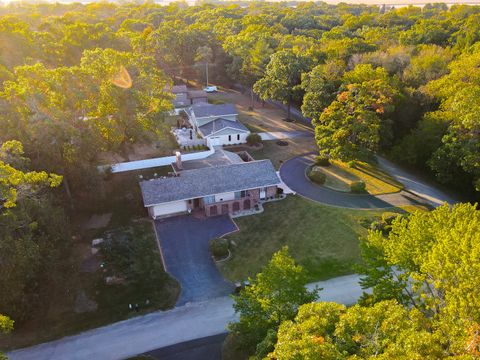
[175,151,183,170]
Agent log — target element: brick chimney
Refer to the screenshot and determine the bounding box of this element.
[175,151,183,170]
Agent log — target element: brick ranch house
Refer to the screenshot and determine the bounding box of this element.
[139,150,280,219]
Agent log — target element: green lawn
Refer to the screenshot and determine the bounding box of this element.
[218,196,407,282]
[249,138,317,169]
[314,160,404,195]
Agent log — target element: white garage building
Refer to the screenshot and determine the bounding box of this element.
[199,118,250,147]
[187,103,250,146]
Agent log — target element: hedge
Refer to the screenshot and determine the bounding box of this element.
[209,238,229,259]
[246,133,262,145]
[308,167,326,184]
[315,156,330,166]
[350,180,366,193]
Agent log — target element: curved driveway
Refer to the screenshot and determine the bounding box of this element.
[279,154,427,209]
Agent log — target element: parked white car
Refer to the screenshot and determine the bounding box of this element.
[204,86,218,93]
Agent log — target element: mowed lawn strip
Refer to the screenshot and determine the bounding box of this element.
[218,196,404,283]
[313,160,404,195]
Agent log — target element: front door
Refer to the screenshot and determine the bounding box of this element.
[193,198,200,208]
[221,204,229,215]
[260,188,266,200]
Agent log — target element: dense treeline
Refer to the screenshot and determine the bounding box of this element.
[1,0,479,335]
[1,1,479,196]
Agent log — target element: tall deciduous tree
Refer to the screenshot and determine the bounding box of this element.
[1,140,68,321]
[269,300,447,359]
[229,247,317,359]
[0,314,14,360]
[423,46,480,192]
[301,59,345,120]
[359,203,480,352]
[313,64,400,161]
[0,140,62,208]
[254,50,311,120]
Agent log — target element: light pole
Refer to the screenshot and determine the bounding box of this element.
[205,62,209,87]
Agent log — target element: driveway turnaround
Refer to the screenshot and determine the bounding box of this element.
[154,215,237,306]
[280,154,429,209]
[7,274,366,360]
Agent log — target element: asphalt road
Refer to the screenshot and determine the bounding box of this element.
[7,274,366,360]
[143,333,227,360]
[376,156,458,206]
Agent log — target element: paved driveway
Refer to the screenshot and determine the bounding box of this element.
[154,215,237,306]
[280,154,427,209]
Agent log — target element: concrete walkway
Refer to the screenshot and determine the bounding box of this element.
[280,154,428,209]
[7,274,366,360]
[258,130,313,141]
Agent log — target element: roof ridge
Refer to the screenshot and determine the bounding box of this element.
[172,158,272,175]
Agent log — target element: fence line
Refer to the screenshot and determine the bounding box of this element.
[104,147,215,173]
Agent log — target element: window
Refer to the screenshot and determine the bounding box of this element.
[204,195,215,204]
[237,134,240,141]
[234,191,247,199]
[228,135,232,142]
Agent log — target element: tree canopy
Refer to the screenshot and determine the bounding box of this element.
[0,1,479,193]
[358,203,480,355]
[229,246,317,359]
[269,203,480,359]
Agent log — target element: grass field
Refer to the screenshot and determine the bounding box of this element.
[218,196,414,283]
[313,160,404,195]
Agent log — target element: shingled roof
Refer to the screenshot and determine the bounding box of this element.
[191,103,238,118]
[140,160,280,206]
[199,118,250,136]
[187,90,208,99]
[170,85,187,94]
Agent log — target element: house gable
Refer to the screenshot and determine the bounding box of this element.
[205,126,250,137]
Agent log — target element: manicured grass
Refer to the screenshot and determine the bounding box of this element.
[218,196,408,283]
[249,138,317,169]
[314,160,404,195]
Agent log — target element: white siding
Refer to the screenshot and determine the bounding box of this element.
[150,200,188,218]
[214,192,235,202]
[207,132,249,146]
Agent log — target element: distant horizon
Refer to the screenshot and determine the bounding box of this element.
[2,0,480,5]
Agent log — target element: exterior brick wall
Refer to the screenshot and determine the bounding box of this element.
[202,187,272,217]
[266,186,277,198]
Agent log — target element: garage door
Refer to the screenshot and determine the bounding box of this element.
[208,137,221,147]
[153,200,188,217]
